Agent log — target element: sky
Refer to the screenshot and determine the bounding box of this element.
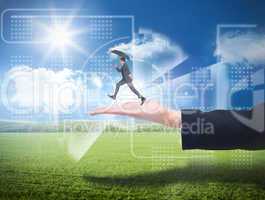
[1,0,265,58]
[0,0,264,121]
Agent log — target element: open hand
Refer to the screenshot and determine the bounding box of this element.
[90,99,181,128]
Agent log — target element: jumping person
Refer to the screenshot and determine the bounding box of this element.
[108,56,146,105]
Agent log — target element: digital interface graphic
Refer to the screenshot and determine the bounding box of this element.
[0,8,264,169]
[0,1,265,200]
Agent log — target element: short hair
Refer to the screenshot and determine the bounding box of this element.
[120,57,126,62]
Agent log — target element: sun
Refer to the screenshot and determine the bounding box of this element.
[42,23,76,57]
[48,25,72,48]
[39,20,88,60]
[37,15,88,63]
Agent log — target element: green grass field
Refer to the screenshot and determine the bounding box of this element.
[1,129,265,200]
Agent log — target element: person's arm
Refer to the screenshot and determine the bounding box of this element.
[122,63,133,81]
[181,104,265,150]
[123,63,129,74]
[90,100,265,150]
[115,65,122,72]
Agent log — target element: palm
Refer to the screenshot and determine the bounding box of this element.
[90,100,181,128]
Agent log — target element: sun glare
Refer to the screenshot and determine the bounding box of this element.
[49,25,72,48]
[39,18,88,61]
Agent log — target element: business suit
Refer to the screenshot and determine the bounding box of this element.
[113,63,142,99]
[181,103,265,150]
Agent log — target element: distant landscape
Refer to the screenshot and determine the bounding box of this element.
[0,121,265,199]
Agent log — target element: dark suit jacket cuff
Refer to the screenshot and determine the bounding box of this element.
[180,109,264,150]
[180,109,206,150]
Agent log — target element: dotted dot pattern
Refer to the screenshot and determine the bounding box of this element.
[230,64,253,88]
[231,150,253,169]
[151,145,178,170]
[87,18,113,40]
[10,16,33,41]
[229,63,254,110]
[176,67,215,111]
[8,55,33,120]
[87,54,113,74]
[190,151,216,172]
[191,67,212,86]
[9,55,33,68]
[7,16,113,42]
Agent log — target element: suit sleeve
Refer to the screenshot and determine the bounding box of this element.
[123,64,130,75]
[116,66,122,72]
[180,105,265,150]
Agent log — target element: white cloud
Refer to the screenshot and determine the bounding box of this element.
[215,31,265,65]
[110,29,187,69]
[2,66,86,114]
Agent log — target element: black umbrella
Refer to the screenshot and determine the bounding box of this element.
[110,49,130,60]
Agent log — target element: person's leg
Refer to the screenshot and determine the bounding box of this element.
[127,82,142,98]
[112,79,126,98]
[127,82,146,105]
